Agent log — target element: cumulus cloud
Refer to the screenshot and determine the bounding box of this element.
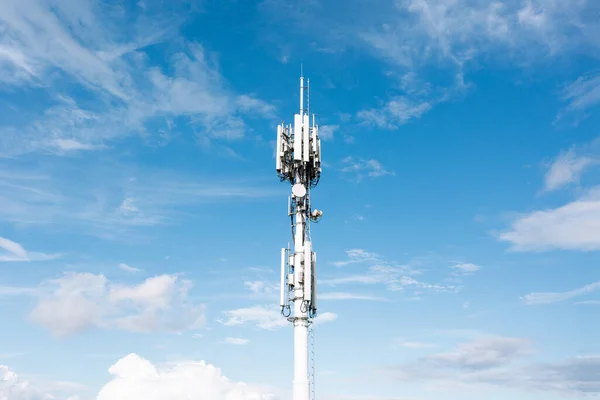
[498,186,600,251]
[0,236,60,262]
[97,353,276,400]
[29,272,205,337]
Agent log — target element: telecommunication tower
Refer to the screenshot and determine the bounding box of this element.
[277,73,323,400]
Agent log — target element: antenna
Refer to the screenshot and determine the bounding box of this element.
[275,72,323,400]
[307,78,310,119]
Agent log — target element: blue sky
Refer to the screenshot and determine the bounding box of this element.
[0,0,599,399]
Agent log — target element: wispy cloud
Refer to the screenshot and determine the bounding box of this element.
[385,335,600,395]
[244,280,279,296]
[318,125,339,141]
[340,156,394,181]
[543,147,598,192]
[225,337,250,345]
[0,160,280,238]
[450,263,481,276]
[522,280,600,305]
[498,186,600,251]
[0,365,81,400]
[119,263,141,273]
[559,71,600,119]
[220,305,287,330]
[322,250,457,296]
[0,236,60,262]
[576,300,600,305]
[394,338,438,349]
[321,265,455,293]
[0,285,38,296]
[313,312,338,325]
[220,305,337,330]
[0,0,274,156]
[319,292,387,301]
[331,249,381,267]
[262,0,599,127]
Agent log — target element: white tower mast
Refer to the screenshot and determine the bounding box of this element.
[276,72,323,400]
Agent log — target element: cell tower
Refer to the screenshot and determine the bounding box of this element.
[276,73,323,400]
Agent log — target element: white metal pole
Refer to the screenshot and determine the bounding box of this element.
[293,191,309,400]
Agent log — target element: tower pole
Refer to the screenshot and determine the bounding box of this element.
[276,72,323,400]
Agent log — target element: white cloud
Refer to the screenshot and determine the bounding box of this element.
[331,248,381,267]
[363,0,595,68]
[450,263,481,276]
[340,157,394,181]
[29,272,205,337]
[97,353,276,400]
[522,280,600,305]
[0,161,280,238]
[498,187,600,251]
[318,292,387,301]
[357,96,433,128]
[0,0,275,156]
[386,335,600,395]
[395,338,438,349]
[52,138,101,152]
[560,71,600,116]
[313,312,338,325]
[0,365,80,400]
[0,236,60,262]
[244,280,279,296]
[321,263,454,294]
[220,305,287,330]
[267,0,598,127]
[225,337,250,345]
[220,305,337,330]
[119,263,141,273]
[318,125,338,141]
[0,285,37,297]
[544,147,598,192]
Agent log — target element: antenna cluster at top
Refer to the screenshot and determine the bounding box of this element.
[275,75,322,187]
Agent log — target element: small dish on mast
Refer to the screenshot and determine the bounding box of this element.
[292,183,306,198]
